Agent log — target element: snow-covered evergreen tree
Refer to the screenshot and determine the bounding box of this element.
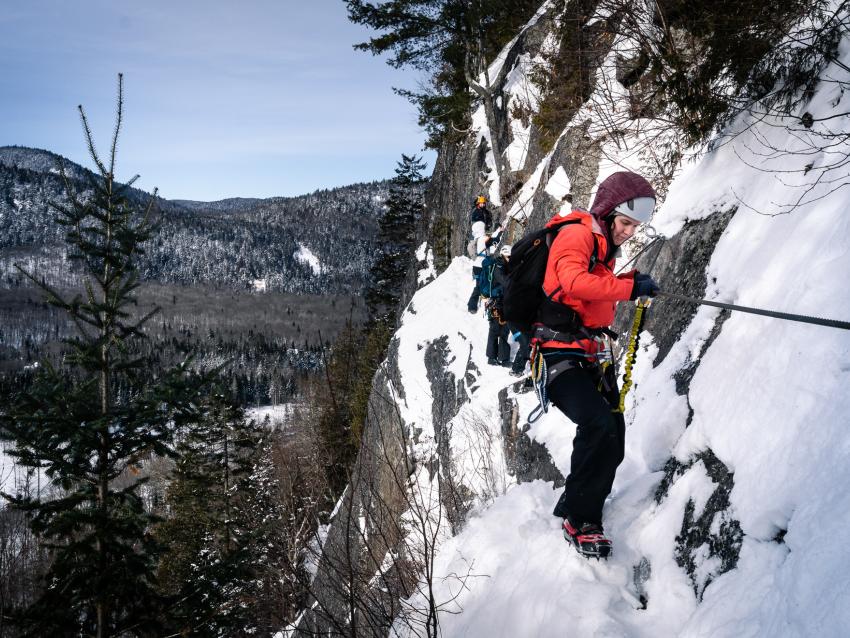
[156,390,284,636]
[0,76,206,637]
[366,154,426,326]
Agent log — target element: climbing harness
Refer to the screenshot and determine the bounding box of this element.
[527,348,582,423]
[526,228,661,423]
[656,291,850,331]
[527,324,615,423]
[519,212,850,428]
[488,302,507,326]
[594,333,614,366]
[614,298,651,413]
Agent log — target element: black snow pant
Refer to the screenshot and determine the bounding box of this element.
[549,364,625,526]
[486,315,511,362]
[468,266,482,311]
[507,323,530,373]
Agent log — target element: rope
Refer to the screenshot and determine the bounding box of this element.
[616,233,849,331]
[656,291,850,331]
[503,214,526,244]
[490,303,507,326]
[615,300,649,413]
[515,215,849,430]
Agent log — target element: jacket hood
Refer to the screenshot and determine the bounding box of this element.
[589,171,656,223]
[545,207,620,262]
[545,208,600,233]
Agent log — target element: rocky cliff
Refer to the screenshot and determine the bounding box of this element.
[294,1,850,635]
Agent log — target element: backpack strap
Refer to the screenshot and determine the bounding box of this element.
[588,235,599,272]
[543,220,600,301]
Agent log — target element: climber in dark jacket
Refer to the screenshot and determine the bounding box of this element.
[542,170,660,559]
[485,245,512,365]
[470,195,493,232]
[488,245,529,374]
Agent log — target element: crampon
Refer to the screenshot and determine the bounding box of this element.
[562,519,612,559]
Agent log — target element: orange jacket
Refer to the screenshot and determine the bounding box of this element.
[540,209,636,352]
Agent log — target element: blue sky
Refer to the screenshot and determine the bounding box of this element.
[0,1,434,201]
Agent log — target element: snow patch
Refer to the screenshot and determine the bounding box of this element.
[245,404,294,428]
[294,243,323,275]
[415,241,436,285]
[544,165,571,200]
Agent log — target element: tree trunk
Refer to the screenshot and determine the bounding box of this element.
[96,182,115,638]
[465,42,512,202]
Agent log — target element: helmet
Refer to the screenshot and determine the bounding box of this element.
[476,196,487,205]
[499,245,512,257]
[612,196,655,224]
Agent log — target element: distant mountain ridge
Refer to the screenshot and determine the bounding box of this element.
[0,145,91,182]
[0,145,397,295]
[170,197,264,212]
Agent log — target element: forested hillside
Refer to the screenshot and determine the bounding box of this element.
[0,77,431,635]
[0,146,389,294]
[0,146,400,405]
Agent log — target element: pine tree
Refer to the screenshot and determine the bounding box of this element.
[365,154,426,327]
[0,75,205,637]
[241,435,288,632]
[156,389,279,637]
[345,0,541,147]
[315,318,363,495]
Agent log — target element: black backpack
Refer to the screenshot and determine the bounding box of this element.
[501,217,598,333]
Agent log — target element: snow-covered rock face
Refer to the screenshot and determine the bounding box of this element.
[295,259,517,634]
[425,3,565,255]
[391,33,850,638]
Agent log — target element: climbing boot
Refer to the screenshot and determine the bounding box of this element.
[562,518,612,559]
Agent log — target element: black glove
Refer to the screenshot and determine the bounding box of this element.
[630,273,660,300]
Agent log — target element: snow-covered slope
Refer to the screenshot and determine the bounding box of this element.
[389,225,848,638]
